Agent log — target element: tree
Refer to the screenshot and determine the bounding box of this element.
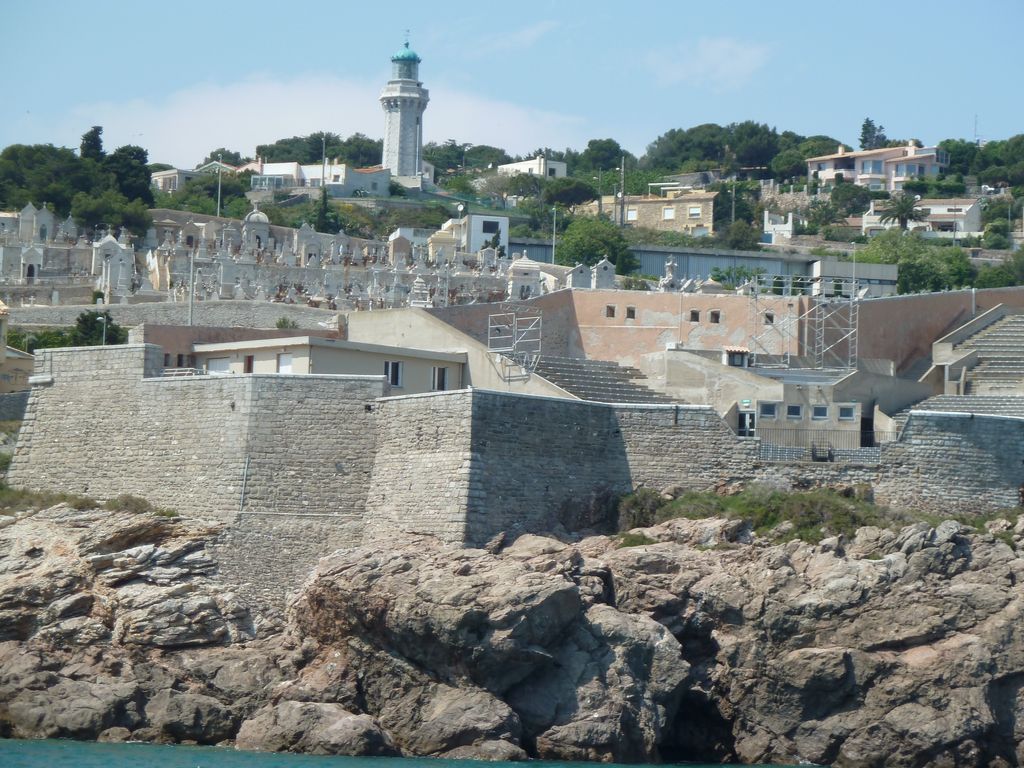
[879,193,926,230]
[71,189,152,236]
[70,311,127,346]
[830,182,872,216]
[542,177,597,210]
[718,220,761,251]
[201,148,248,167]
[315,187,330,233]
[770,149,807,180]
[859,118,888,150]
[577,139,633,172]
[555,217,636,273]
[104,145,154,205]
[80,126,105,161]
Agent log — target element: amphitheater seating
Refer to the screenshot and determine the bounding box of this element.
[533,356,681,404]
[909,394,1024,419]
[954,314,1024,394]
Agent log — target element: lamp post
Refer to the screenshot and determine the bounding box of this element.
[215,153,223,218]
[97,314,107,346]
[462,143,473,173]
[457,204,465,257]
[551,207,557,261]
[594,170,603,217]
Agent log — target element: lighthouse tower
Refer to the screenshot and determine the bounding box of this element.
[380,40,429,184]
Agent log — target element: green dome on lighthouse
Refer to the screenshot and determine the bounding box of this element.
[391,41,421,63]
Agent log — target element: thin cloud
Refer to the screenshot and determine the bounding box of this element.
[494,19,560,51]
[57,73,583,167]
[650,37,770,92]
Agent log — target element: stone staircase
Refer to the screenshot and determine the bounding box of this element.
[907,394,1024,419]
[955,314,1024,394]
[533,356,680,404]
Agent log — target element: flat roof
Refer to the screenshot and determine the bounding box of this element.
[193,335,467,363]
[750,367,855,386]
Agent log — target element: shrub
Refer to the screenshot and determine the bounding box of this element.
[104,494,154,514]
[276,317,299,329]
[617,487,667,531]
[617,532,656,548]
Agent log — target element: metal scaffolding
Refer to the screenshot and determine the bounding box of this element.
[748,273,860,370]
[488,302,542,381]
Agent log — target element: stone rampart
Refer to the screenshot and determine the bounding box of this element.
[10,347,1024,604]
[0,390,29,421]
[8,300,336,331]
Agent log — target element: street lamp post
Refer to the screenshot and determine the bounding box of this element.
[594,170,603,217]
[551,207,557,261]
[98,314,107,346]
[215,153,223,218]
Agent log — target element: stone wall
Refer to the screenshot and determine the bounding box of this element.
[0,390,29,421]
[9,345,386,521]
[364,391,474,543]
[465,391,631,546]
[8,300,336,331]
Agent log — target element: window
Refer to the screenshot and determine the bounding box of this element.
[688,206,702,218]
[482,220,499,234]
[244,355,254,374]
[163,353,171,367]
[709,310,721,324]
[727,351,746,367]
[548,168,556,177]
[759,402,777,418]
[662,207,675,220]
[812,405,828,420]
[626,306,636,320]
[786,404,802,419]
[207,357,230,374]
[605,305,616,318]
[626,208,638,222]
[432,366,447,391]
[690,309,700,322]
[839,405,856,421]
[764,312,775,325]
[176,353,186,368]
[384,360,403,387]
[276,353,293,374]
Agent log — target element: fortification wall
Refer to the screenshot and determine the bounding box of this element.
[464,391,630,546]
[0,390,29,421]
[8,300,336,331]
[8,345,251,518]
[364,391,474,543]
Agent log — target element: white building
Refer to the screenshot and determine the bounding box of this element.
[497,155,567,179]
[861,198,983,239]
[380,41,429,187]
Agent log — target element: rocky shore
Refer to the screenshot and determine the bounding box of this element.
[2,502,1024,766]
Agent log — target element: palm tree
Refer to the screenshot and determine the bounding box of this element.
[879,193,926,230]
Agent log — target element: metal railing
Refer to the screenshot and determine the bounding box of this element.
[756,427,899,463]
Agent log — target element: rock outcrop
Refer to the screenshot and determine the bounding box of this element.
[4,502,1024,766]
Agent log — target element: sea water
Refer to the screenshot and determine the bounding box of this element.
[0,739,797,767]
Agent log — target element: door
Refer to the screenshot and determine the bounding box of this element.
[738,410,756,437]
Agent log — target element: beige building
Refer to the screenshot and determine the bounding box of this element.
[0,301,32,393]
[583,190,717,235]
[192,336,466,395]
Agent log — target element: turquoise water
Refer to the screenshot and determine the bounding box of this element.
[0,739,794,767]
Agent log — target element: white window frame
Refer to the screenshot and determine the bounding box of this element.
[838,405,856,421]
[759,402,778,419]
[384,360,403,387]
[812,405,829,420]
[432,366,447,391]
[786,404,803,420]
[662,206,675,220]
[626,208,638,222]
[688,206,702,218]
[276,352,293,374]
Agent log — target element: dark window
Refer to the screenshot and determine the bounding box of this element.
[812,405,828,420]
[176,353,185,368]
[432,366,447,391]
[481,220,499,234]
[786,404,802,419]
[709,310,721,324]
[384,360,403,387]
[244,355,254,373]
[163,354,171,367]
[759,403,777,418]
[605,305,616,318]
[626,306,636,319]
[764,312,775,325]
[690,309,700,322]
[839,405,856,420]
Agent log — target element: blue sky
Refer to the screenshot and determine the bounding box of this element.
[4,0,1022,167]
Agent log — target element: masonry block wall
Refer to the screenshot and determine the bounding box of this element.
[9,345,250,518]
[364,391,475,543]
[464,391,632,546]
